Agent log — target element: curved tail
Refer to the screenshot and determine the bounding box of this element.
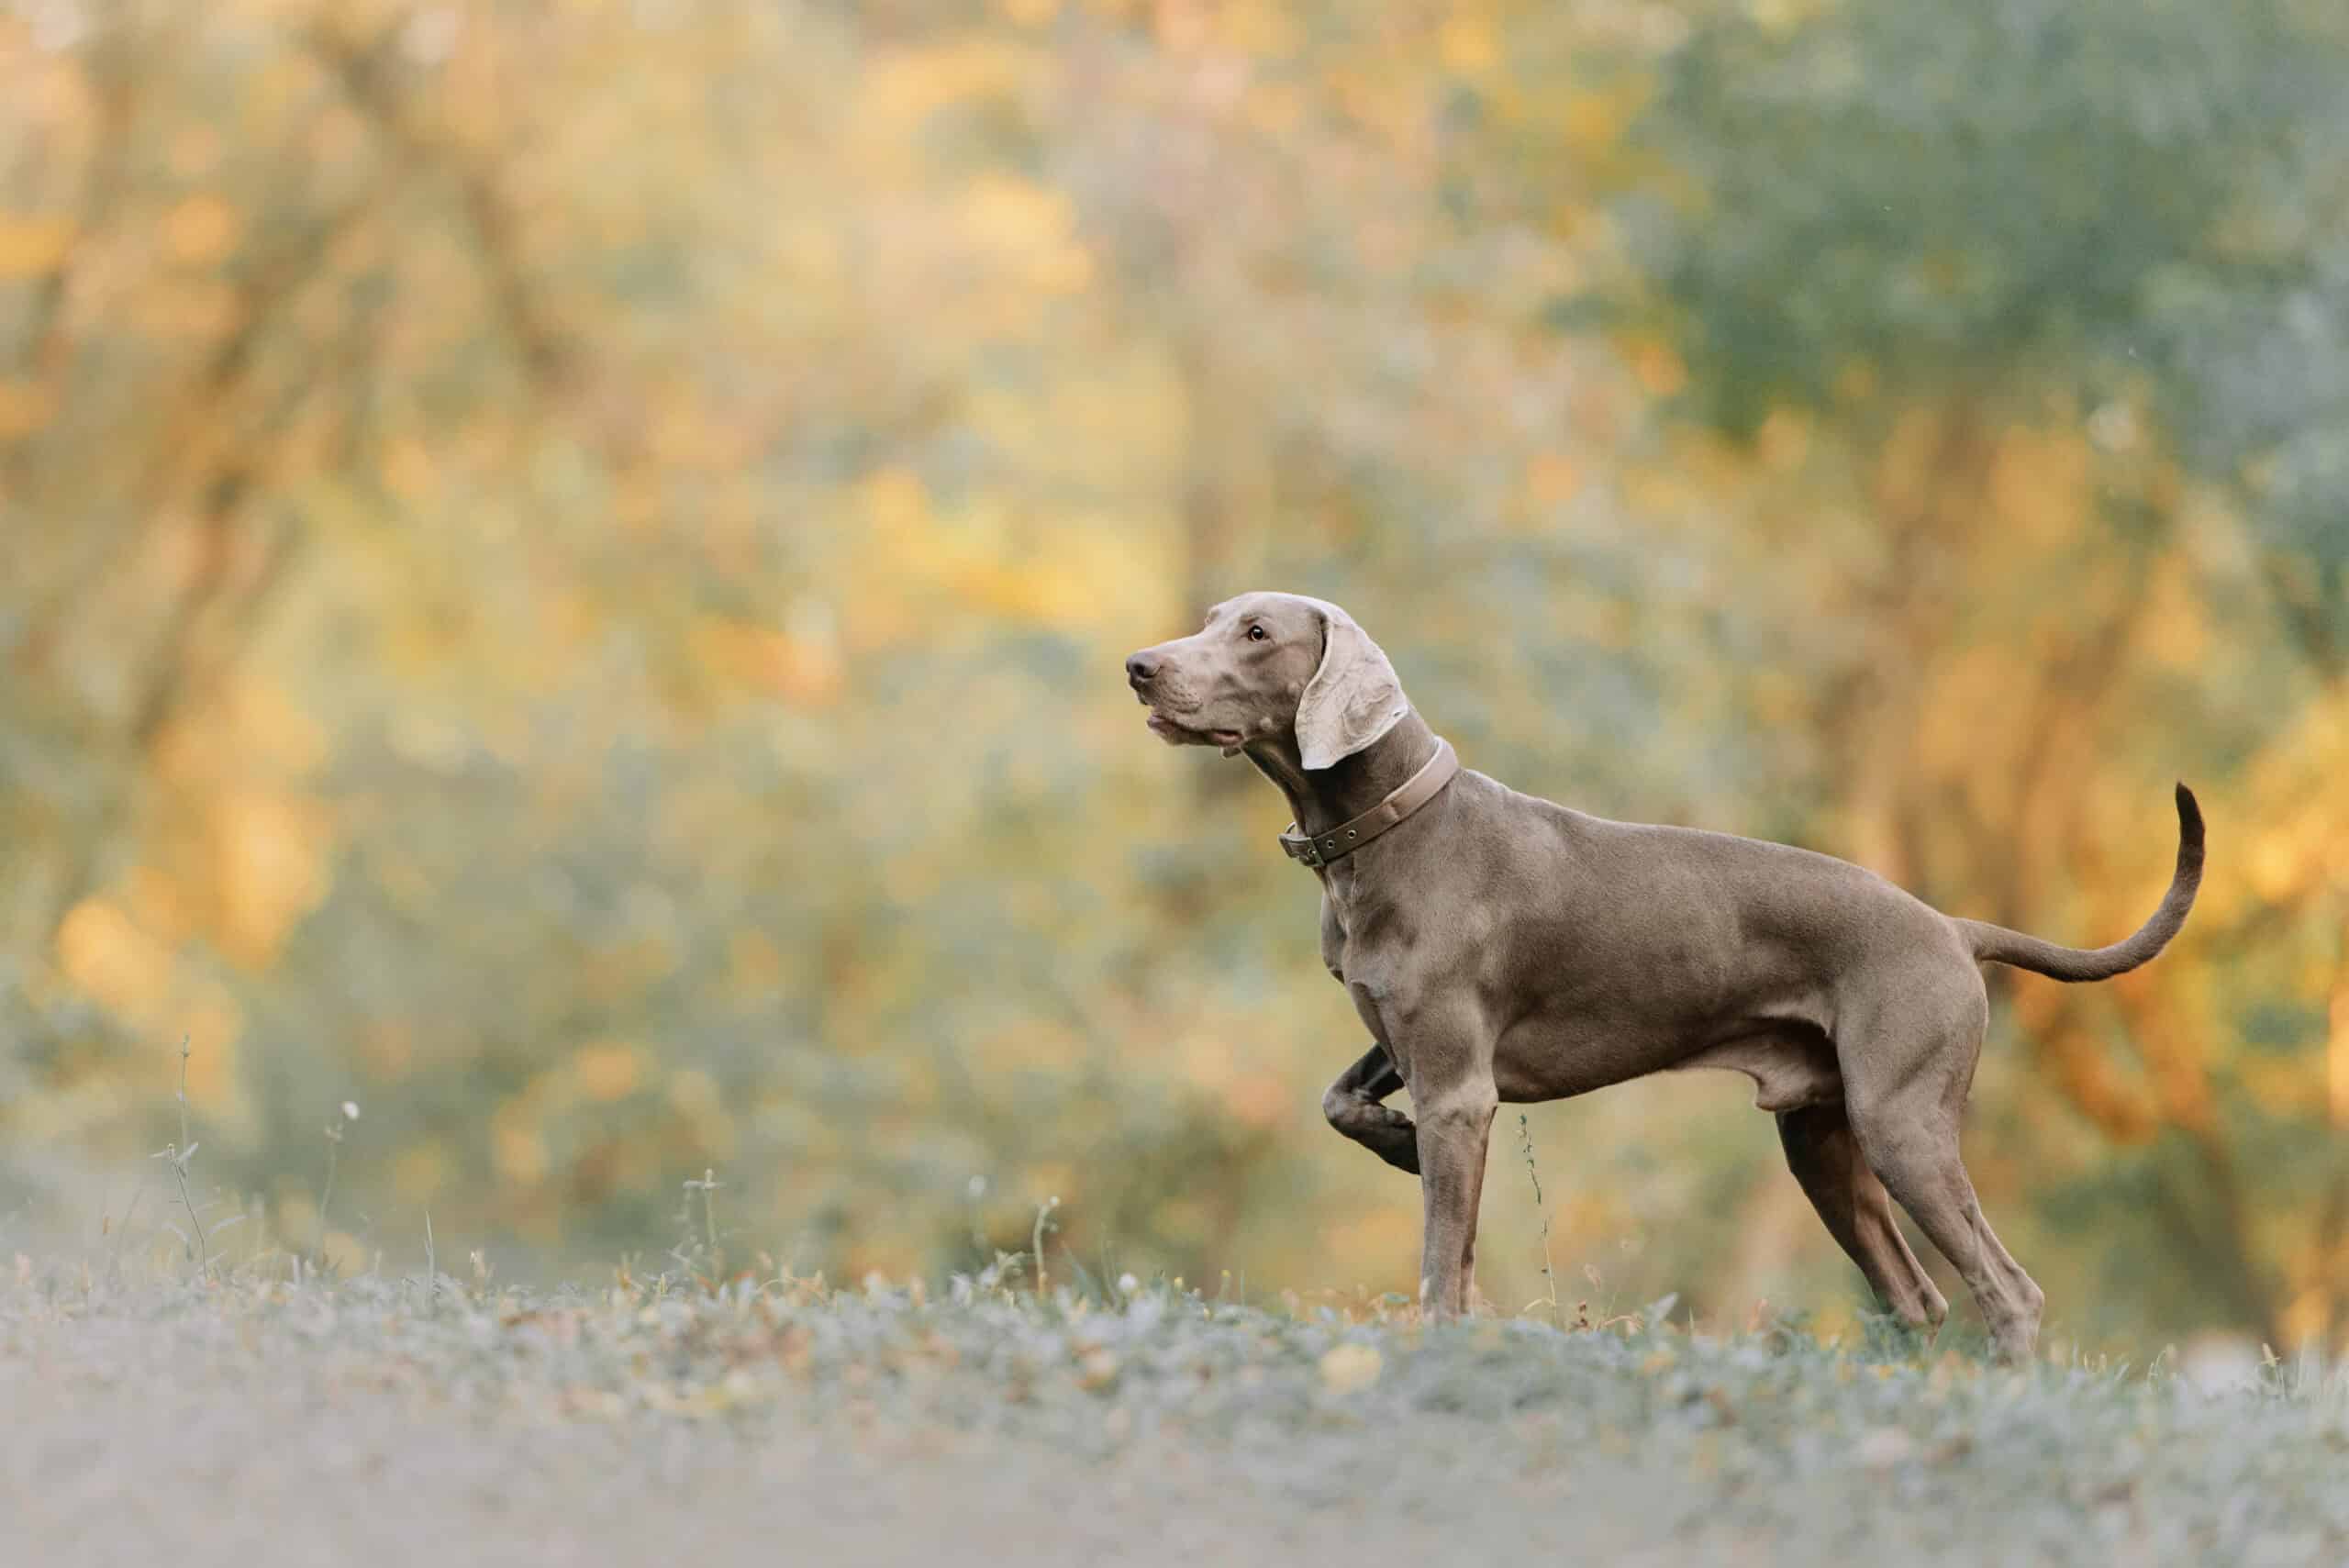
[1954,784,2204,983]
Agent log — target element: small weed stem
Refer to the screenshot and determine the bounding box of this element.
[1518,1114,1560,1329]
[162,1034,207,1276]
[1032,1195,1061,1299]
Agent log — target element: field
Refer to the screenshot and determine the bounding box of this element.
[7,1251,2346,1568]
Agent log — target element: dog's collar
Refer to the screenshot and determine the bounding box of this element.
[1279,739,1459,871]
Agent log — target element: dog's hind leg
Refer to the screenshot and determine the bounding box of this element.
[1776,1103,1947,1330]
[1857,1117,2043,1362]
[1842,984,2045,1362]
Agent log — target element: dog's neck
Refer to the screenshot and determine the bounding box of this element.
[1244,709,1441,837]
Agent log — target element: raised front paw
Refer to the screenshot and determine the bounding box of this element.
[1364,1112,1420,1174]
[1328,1095,1419,1174]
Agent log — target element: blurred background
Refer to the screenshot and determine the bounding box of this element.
[2,0,2346,1351]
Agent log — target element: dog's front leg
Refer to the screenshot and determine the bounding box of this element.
[1320,1043,1419,1173]
[1411,1073,1497,1318]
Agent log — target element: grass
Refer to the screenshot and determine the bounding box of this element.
[10,1069,2343,1563]
[6,1243,2348,1567]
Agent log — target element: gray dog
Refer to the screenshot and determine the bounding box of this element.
[1125,591,2201,1361]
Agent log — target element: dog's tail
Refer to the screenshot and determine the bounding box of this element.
[1953,784,2204,983]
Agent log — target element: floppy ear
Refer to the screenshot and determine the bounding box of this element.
[1296,601,1409,770]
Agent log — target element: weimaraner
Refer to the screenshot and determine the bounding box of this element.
[1125,591,2201,1360]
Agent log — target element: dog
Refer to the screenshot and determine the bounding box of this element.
[1126,591,2201,1359]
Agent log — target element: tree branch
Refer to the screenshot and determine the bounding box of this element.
[302,21,572,393]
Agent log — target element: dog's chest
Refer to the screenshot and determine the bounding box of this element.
[1317,873,1442,1004]
[1315,865,1384,980]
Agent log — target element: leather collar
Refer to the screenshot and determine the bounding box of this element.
[1279,738,1459,870]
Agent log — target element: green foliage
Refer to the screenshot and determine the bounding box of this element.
[1623,0,2341,431]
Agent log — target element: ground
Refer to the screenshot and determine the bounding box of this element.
[5,1255,2345,1566]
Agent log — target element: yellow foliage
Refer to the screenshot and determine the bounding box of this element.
[1987,425,2091,547]
[2281,1288,2332,1351]
[1756,406,1813,472]
[380,438,440,503]
[2332,980,2349,1130]
[275,1195,317,1244]
[125,865,194,945]
[162,194,240,266]
[319,1229,369,1275]
[688,611,844,706]
[668,1070,738,1159]
[1623,334,1687,397]
[1329,66,1418,146]
[166,125,222,180]
[55,898,177,1020]
[853,461,1162,635]
[726,929,784,1000]
[1223,1072,1290,1130]
[2232,685,2349,912]
[774,215,845,292]
[667,1070,720,1118]
[1214,0,1300,57]
[221,675,332,775]
[1181,1031,1234,1092]
[1151,1194,1210,1247]
[133,279,243,340]
[1621,462,1698,521]
[572,1041,644,1102]
[841,1237,926,1286]
[0,377,54,438]
[1439,15,1498,77]
[1523,451,1582,508]
[1920,644,2029,777]
[649,388,751,471]
[2239,1057,2323,1121]
[862,465,931,546]
[176,985,245,1112]
[1750,0,1828,34]
[1833,358,1881,404]
[494,1105,550,1184]
[2136,553,2210,670]
[951,552,1099,626]
[362,1022,414,1082]
[1593,599,1636,652]
[1244,80,1305,136]
[0,212,74,277]
[1561,90,1629,157]
[51,897,247,1118]
[211,787,334,970]
[858,38,1026,141]
[1324,1205,1419,1288]
[958,172,1095,296]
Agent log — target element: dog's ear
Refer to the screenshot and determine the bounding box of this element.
[1296,601,1408,771]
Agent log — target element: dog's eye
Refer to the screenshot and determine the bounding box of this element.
[1246,624,1269,642]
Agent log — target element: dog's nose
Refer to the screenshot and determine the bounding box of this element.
[1125,652,1161,685]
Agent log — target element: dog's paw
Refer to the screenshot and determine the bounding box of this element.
[1374,1121,1421,1175]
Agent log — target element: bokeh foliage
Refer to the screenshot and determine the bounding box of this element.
[3,0,2345,1351]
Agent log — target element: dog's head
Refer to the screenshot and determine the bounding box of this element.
[1124,591,1408,770]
